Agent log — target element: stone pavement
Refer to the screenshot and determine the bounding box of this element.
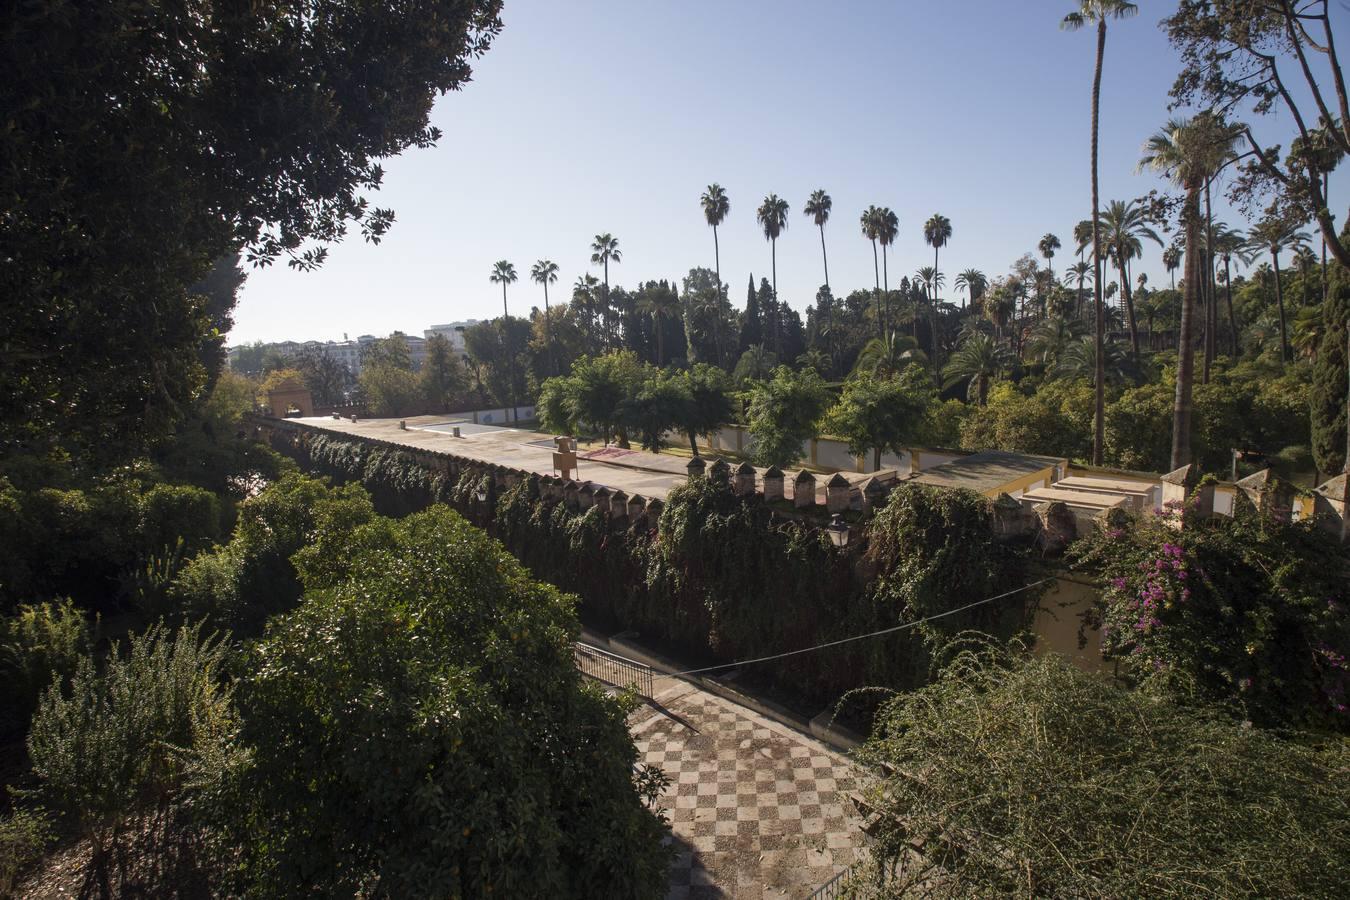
[630,678,865,899]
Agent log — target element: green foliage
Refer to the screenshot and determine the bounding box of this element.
[746,365,829,467]
[0,808,54,896]
[358,362,423,417]
[826,374,928,468]
[568,351,644,444]
[626,369,692,451]
[0,599,95,737]
[136,483,221,557]
[1104,379,1173,471]
[420,332,469,412]
[1311,279,1348,473]
[678,363,735,452]
[1073,508,1350,730]
[25,623,244,892]
[170,473,375,631]
[959,379,1094,461]
[1,0,505,462]
[233,506,670,898]
[854,647,1350,898]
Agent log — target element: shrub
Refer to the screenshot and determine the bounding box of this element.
[1073,507,1350,730]
[137,482,221,556]
[0,598,95,737]
[0,808,54,896]
[233,506,671,898]
[25,623,244,893]
[853,647,1350,898]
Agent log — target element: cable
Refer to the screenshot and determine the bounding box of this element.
[667,577,1054,677]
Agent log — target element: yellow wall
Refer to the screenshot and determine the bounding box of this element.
[986,465,1057,499]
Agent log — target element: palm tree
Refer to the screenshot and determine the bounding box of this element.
[861,206,885,337]
[1247,216,1311,362]
[590,233,622,349]
[923,214,952,370]
[1212,225,1252,356]
[803,189,832,292]
[700,183,730,318]
[756,194,790,354]
[530,259,559,377]
[796,347,832,376]
[1098,198,1163,360]
[1073,219,1094,261]
[1063,0,1138,465]
[1056,334,1128,383]
[638,285,681,367]
[1139,113,1244,469]
[1027,316,1085,369]
[1039,233,1062,277]
[878,207,899,297]
[955,269,988,311]
[943,331,1014,406]
[1064,261,1094,321]
[489,260,519,421]
[1162,244,1181,288]
[852,332,926,380]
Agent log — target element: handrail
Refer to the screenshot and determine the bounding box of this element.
[574,642,655,699]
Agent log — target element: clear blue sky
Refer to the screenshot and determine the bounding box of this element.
[229,0,1345,344]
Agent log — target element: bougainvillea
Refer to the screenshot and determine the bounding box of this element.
[1075,506,1350,731]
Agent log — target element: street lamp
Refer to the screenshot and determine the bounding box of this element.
[474,477,490,503]
[826,513,849,548]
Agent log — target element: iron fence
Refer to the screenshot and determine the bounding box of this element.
[807,865,854,899]
[574,643,655,698]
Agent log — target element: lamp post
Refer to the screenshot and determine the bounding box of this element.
[826,513,849,549]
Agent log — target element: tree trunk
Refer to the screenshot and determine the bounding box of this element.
[819,223,830,293]
[1274,252,1289,362]
[1171,184,1202,470]
[1203,182,1215,381]
[932,245,942,373]
[543,280,554,379]
[713,225,723,367]
[1224,258,1238,357]
[871,239,882,339]
[1119,257,1139,361]
[770,238,780,355]
[874,447,882,471]
[503,282,517,423]
[689,430,699,456]
[978,373,989,407]
[1091,19,1107,466]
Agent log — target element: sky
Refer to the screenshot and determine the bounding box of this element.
[229,0,1347,345]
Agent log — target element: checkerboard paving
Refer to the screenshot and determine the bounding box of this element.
[630,681,865,899]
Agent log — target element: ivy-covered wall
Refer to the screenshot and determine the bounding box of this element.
[266,424,1040,705]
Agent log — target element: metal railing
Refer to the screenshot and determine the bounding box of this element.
[807,865,855,899]
[574,643,655,698]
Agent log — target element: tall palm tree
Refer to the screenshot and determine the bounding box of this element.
[1162,244,1181,288]
[1039,233,1062,277]
[1212,224,1252,357]
[1064,261,1094,321]
[756,194,790,355]
[1073,219,1094,261]
[1139,113,1244,469]
[923,214,952,370]
[943,331,1014,406]
[861,206,885,338]
[1063,0,1138,465]
[1247,217,1311,362]
[803,189,832,292]
[1056,334,1129,383]
[489,260,519,421]
[1027,316,1085,369]
[590,233,622,349]
[530,259,559,377]
[955,268,988,311]
[916,265,945,373]
[1098,198,1163,360]
[700,184,730,311]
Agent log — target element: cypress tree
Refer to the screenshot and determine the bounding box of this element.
[758,277,778,355]
[1310,277,1348,475]
[738,273,762,354]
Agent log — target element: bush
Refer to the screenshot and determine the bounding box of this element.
[1073,507,1350,730]
[233,505,671,898]
[25,623,244,893]
[0,598,95,737]
[137,483,221,556]
[0,808,54,896]
[170,473,375,631]
[853,647,1350,898]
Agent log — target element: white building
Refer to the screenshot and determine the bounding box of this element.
[424,320,479,366]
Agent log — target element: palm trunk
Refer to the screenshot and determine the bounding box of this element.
[770,238,780,356]
[1224,258,1238,357]
[932,246,942,373]
[870,239,882,339]
[1203,183,1215,381]
[543,281,554,379]
[1091,19,1107,466]
[1274,252,1289,361]
[713,224,724,367]
[1119,257,1139,361]
[1171,183,1202,470]
[602,261,611,351]
[503,283,517,423]
[819,223,830,292]
[978,373,989,407]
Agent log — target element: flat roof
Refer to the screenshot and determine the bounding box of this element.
[1055,476,1157,496]
[1022,486,1128,510]
[911,450,1064,494]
